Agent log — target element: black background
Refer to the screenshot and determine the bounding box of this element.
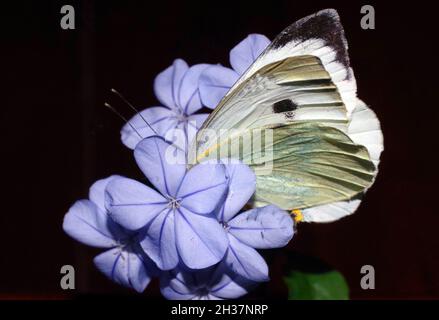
[1,0,438,299]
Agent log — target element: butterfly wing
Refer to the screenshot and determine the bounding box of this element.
[300,99,383,222]
[245,122,376,210]
[189,9,383,221]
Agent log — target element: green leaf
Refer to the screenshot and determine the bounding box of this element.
[284,270,349,300]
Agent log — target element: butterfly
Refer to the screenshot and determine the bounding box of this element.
[188,9,384,223]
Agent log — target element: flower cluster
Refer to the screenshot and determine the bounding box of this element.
[120,34,270,151]
[63,34,295,299]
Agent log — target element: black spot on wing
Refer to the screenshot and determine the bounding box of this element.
[270,9,350,71]
[273,99,297,113]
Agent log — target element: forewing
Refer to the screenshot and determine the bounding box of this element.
[191,55,350,164]
[191,9,356,164]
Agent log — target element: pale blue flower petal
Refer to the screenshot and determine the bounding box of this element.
[64,175,128,247]
[225,234,269,282]
[184,113,209,151]
[179,63,210,115]
[105,176,168,231]
[160,121,189,153]
[161,284,197,300]
[229,34,270,75]
[211,278,250,299]
[228,205,294,249]
[218,162,256,222]
[140,209,179,270]
[160,270,197,300]
[134,136,187,197]
[121,107,178,150]
[175,206,228,269]
[187,113,209,131]
[210,262,255,299]
[160,262,254,300]
[154,59,189,110]
[63,200,118,248]
[178,163,228,215]
[88,175,123,211]
[93,247,152,293]
[199,65,239,109]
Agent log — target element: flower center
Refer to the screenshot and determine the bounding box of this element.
[220,221,230,231]
[113,238,132,259]
[176,112,188,122]
[167,196,181,209]
[195,287,210,298]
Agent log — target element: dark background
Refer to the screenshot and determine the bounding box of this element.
[1,0,438,299]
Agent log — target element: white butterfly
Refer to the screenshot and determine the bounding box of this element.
[189,9,384,223]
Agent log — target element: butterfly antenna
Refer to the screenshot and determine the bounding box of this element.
[104,102,143,139]
[111,88,158,135]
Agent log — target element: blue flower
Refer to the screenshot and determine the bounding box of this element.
[105,136,229,271]
[199,34,270,109]
[217,162,295,282]
[63,176,157,293]
[121,59,211,150]
[64,34,291,298]
[160,262,255,300]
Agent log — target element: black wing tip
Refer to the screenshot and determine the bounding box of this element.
[272,8,350,71]
[315,8,341,20]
